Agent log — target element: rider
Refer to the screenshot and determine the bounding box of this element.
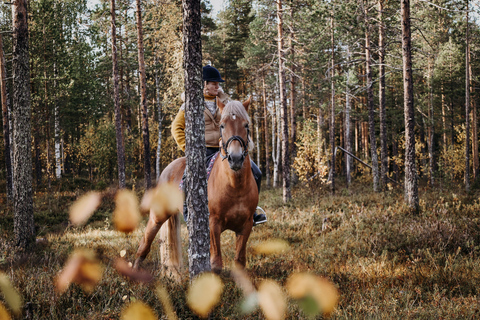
[171,65,267,226]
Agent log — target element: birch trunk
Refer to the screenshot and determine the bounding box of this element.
[345,45,352,187]
[330,13,335,194]
[277,0,290,202]
[401,0,419,212]
[378,0,388,189]
[262,72,270,186]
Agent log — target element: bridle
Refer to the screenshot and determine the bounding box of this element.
[220,122,250,161]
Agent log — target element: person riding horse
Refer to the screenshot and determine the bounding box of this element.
[171,65,267,225]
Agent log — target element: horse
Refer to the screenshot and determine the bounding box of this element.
[134,98,259,275]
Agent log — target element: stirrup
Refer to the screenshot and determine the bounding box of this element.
[253,206,267,226]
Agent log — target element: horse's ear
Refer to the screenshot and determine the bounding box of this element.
[217,98,225,113]
[242,96,251,111]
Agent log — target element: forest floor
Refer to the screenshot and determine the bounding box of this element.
[0,178,479,319]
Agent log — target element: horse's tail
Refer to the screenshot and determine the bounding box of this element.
[159,213,182,280]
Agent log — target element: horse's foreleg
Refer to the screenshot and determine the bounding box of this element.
[209,222,223,274]
[234,229,252,269]
[134,211,168,269]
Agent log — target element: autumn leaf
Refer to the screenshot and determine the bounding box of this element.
[114,258,153,283]
[286,272,339,317]
[257,279,286,320]
[0,273,22,315]
[113,189,141,233]
[69,191,102,226]
[187,273,223,318]
[0,302,11,320]
[55,249,103,294]
[121,301,157,320]
[252,239,290,255]
[141,183,183,221]
[156,284,178,320]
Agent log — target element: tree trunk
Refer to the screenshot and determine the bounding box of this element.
[378,0,388,189]
[12,0,35,250]
[365,3,379,192]
[465,1,470,191]
[183,0,211,278]
[470,52,478,181]
[272,95,278,187]
[0,34,13,202]
[401,0,419,212]
[428,57,435,186]
[262,72,270,186]
[330,13,335,194]
[289,5,297,166]
[111,0,126,189]
[155,56,162,182]
[277,0,291,202]
[136,0,152,190]
[345,45,352,187]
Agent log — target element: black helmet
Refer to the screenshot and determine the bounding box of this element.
[203,65,225,82]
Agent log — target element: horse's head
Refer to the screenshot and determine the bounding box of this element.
[218,97,252,172]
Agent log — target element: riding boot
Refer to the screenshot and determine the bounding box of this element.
[250,160,267,226]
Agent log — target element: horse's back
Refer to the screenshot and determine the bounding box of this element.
[158,157,186,186]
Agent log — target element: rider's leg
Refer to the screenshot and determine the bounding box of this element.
[250,160,267,225]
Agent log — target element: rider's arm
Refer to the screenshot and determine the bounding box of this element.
[172,108,186,152]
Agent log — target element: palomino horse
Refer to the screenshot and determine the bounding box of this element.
[134,98,258,274]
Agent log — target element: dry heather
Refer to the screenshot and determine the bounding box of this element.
[0,181,479,319]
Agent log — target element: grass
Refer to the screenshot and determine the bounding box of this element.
[0,180,480,319]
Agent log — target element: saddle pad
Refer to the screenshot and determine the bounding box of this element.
[179,151,220,191]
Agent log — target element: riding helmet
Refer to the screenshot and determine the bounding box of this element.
[203,65,225,82]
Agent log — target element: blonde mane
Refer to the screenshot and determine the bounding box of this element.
[220,101,254,151]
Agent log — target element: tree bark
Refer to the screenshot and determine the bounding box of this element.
[465,1,470,191]
[155,56,162,182]
[428,57,435,186]
[470,52,478,181]
[136,0,152,189]
[0,34,13,202]
[277,0,291,202]
[378,0,388,189]
[289,5,297,166]
[345,45,352,187]
[183,0,211,278]
[262,71,270,186]
[12,0,35,250]
[401,0,419,212]
[111,0,126,189]
[330,12,335,194]
[365,2,379,192]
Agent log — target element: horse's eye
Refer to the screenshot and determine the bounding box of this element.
[244,124,249,129]
[220,124,225,130]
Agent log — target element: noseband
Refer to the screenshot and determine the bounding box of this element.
[220,125,250,161]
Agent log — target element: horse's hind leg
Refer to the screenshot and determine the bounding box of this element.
[133,210,168,269]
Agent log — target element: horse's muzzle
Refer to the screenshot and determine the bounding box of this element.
[227,152,245,172]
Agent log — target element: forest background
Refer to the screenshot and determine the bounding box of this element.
[1,0,480,319]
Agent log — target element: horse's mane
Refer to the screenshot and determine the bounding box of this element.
[221,101,254,152]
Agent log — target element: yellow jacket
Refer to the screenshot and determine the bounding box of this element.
[171,96,222,152]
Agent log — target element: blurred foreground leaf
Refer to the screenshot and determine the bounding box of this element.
[252,239,290,255]
[286,273,339,317]
[258,279,286,320]
[0,302,11,320]
[69,191,102,226]
[114,258,153,283]
[113,190,141,233]
[0,273,22,315]
[55,249,103,293]
[156,284,178,320]
[121,301,157,320]
[141,183,183,220]
[187,273,223,318]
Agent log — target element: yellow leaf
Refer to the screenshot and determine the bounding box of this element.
[252,239,290,255]
[286,273,339,317]
[187,273,224,318]
[113,190,141,233]
[69,192,102,226]
[0,274,22,315]
[142,183,183,221]
[156,284,178,320]
[55,249,103,294]
[0,302,11,320]
[257,280,286,320]
[120,250,127,258]
[121,301,157,320]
